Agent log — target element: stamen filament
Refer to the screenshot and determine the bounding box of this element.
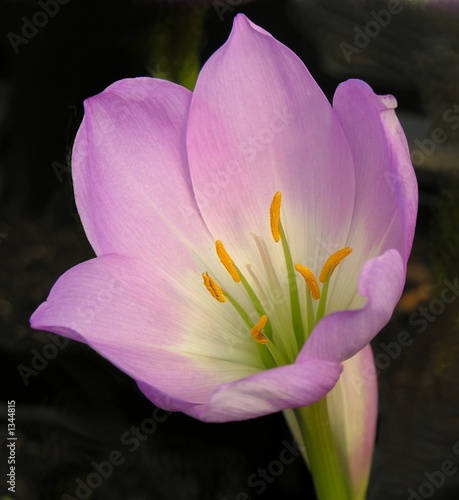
[221,291,276,369]
[202,272,226,303]
[294,264,320,337]
[319,247,352,283]
[251,233,295,361]
[315,248,351,323]
[203,198,353,370]
[270,192,282,243]
[315,277,330,324]
[223,290,253,328]
[236,264,274,340]
[252,233,282,293]
[246,264,269,304]
[216,240,241,282]
[279,222,305,350]
[250,316,288,365]
[214,238,275,342]
[305,286,316,338]
[265,338,289,367]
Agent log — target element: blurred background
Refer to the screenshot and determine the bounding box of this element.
[1,0,459,498]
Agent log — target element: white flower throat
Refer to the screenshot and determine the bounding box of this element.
[202,192,352,368]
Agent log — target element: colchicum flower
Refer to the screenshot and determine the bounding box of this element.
[31,14,417,499]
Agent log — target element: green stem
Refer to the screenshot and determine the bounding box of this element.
[147,6,208,90]
[288,400,351,500]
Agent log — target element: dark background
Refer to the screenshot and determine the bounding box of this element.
[1,0,459,498]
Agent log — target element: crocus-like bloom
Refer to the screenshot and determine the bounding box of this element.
[31,15,417,429]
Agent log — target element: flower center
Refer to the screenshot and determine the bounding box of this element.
[202,192,352,367]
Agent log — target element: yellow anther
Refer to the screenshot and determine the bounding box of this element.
[294,264,321,300]
[270,192,282,243]
[202,272,226,303]
[319,247,353,283]
[215,240,240,282]
[250,315,269,344]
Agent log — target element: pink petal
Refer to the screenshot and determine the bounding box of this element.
[326,345,378,499]
[31,254,342,422]
[324,80,417,312]
[333,79,418,263]
[30,255,265,406]
[187,14,356,275]
[301,249,405,362]
[139,355,342,422]
[73,77,212,263]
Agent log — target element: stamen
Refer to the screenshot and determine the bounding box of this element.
[215,240,240,282]
[270,192,282,243]
[246,264,269,304]
[202,272,226,303]
[250,315,269,344]
[252,233,282,293]
[294,264,321,300]
[274,199,305,352]
[319,247,352,283]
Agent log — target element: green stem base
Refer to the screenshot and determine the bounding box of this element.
[285,399,352,500]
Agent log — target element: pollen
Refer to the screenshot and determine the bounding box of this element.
[215,240,240,282]
[270,192,282,243]
[250,315,269,344]
[202,272,226,303]
[319,247,353,283]
[294,264,321,300]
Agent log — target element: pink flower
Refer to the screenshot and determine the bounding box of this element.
[31,15,417,428]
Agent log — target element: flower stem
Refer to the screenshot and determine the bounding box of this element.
[148,5,208,90]
[289,399,351,500]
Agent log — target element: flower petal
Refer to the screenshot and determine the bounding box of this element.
[325,80,417,312]
[187,14,355,278]
[73,77,212,263]
[31,253,343,422]
[138,356,342,422]
[326,345,378,499]
[334,80,417,258]
[31,254,268,406]
[301,249,405,362]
